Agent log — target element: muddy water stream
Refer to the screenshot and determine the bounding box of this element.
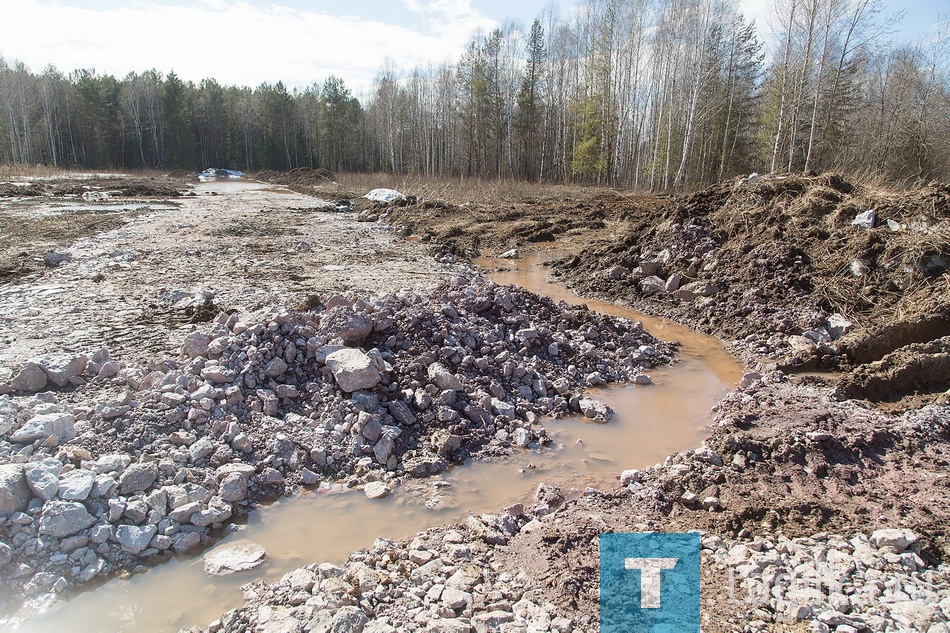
[9,245,741,632]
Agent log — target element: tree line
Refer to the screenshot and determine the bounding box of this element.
[1,0,947,188]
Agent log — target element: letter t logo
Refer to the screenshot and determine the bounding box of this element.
[624,558,679,608]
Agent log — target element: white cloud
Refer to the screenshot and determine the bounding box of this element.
[0,0,500,93]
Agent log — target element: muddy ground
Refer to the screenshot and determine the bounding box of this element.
[363,172,950,630]
[0,171,948,632]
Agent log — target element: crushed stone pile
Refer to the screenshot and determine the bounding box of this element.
[0,276,672,608]
[708,529,950,632]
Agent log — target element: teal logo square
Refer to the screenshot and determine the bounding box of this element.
[600,532,700,632]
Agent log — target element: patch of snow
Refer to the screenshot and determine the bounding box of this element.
[363,188,406,203]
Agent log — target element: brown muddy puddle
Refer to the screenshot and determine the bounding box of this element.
[7,245,741,632]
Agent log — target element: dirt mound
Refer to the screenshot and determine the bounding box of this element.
[255,167,336,188]
[49,177,184,197]
[0,183,44,197]
[551,174,950,387]
[389,191,651,257]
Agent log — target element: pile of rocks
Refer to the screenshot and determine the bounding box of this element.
[707,528,950,632]
[0,277,671,607]
[188,515,950,633]
[191,487,579,633]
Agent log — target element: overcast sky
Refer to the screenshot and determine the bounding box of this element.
[0,0,942,95]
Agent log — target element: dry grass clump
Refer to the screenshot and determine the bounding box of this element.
[328,171,604,207]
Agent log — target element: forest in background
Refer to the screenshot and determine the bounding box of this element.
[1,0,948,189]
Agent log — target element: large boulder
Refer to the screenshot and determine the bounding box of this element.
[10,412,76,443]
[35,354,88,387]
[117,462,159,495]
[39,500,96,537]
[0,464,30,515]
[325,348,381,393]
[10,362,48,392]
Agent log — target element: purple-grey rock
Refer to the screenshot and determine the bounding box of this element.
[117,462,159,495]
[10,363,48,392]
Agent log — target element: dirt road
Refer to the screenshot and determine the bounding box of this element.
[0,180,459,375]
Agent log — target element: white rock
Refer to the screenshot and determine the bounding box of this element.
[364,481,391,499]
[441,586,473,610]
[426,619,472,633]
[578,397,613,420]
[203,540,266,576]
[491,397,516,418]
[620,469,639,485]
[665,273,682,292]
[639,275,666,295]
[428,363,463,391]
[512,427,531,448]
[870,528,916,552]
[363,188,406,203]
[472,612,514,633]
[826,313,853,340]
[499,249,519,259]
[325,348,381,393]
